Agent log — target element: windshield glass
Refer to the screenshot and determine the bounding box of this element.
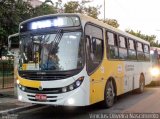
[19,31,84,71]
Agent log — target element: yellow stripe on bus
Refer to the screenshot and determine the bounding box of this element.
[18,75,41,88]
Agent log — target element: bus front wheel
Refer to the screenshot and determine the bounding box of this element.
[103,80,115,108]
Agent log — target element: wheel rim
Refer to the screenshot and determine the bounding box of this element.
[140,81,144,91]
[106,81,114,104]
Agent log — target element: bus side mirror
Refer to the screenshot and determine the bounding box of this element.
[8,33,19,57]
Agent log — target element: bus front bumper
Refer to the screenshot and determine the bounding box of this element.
[17,86,89,106]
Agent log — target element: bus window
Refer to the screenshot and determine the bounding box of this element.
[86,37,103,74]
[137,42,144,60]
[119,36,128,59]
[144,44,150,61]
[85,24,103,74]
[128,39,136,60]
[107,32,119,59]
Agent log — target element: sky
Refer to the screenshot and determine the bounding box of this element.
[40,0,160,42]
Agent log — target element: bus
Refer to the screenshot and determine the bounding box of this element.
[150,47,160,84]
[9,13,152,108]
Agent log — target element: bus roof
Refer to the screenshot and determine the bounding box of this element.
[151,47,160,51]
[20,13,150,45]
[79,14,150,45]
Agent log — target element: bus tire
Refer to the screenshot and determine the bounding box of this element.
[137,74,145,93]
[103,79,115,108]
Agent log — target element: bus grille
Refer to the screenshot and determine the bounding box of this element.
[23,87,62,94]
[18,71,70,81]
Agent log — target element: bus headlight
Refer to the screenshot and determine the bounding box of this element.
[21,86,26,91]
[75,80,81,87]
[67,98,75,105]
[62,87,67,93]
[151,68,160,77]
[19,84,22,88]
[18,95,23,101]
[69,85,74,90]
[16,80,20,84]
[18,84,26,91]
[61,77,84,93]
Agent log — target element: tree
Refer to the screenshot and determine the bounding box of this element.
[0,0,57,46]
[31,3,56,17]
[103,19,119,28]
[63,1,100,19]
[84,6,100,19]
[126,29,159,47]
[0,0,33,45]
[64,1,80,13]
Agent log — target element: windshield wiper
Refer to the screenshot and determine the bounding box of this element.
[46,29,63,70]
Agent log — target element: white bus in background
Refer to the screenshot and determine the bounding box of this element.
[150,47,160,84]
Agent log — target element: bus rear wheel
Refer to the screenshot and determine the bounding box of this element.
[137,75,145,93]
[103,80,115,108]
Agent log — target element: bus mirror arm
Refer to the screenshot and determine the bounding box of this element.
[7,51,19,58]
[8,38,11,51]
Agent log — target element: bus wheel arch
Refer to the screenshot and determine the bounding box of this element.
[103,77,117,108]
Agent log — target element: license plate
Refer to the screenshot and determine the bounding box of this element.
[35,94,47,101]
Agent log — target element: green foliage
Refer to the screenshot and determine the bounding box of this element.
[0,0,33,44]
[103,19,119,28]
[126,29,160,47]
[63,1,100,19]
[64,1,80,13]
[0,0,116,49]
[0,0,57,46]
[32,2,56,17]
[84,6,100,19]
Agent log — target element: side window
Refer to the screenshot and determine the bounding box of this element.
[144,44,150,61]
[118,36,128,59]
[85,24,103,74]
[86,37,103,74]
[91,38,103,62]
[128,39,136,60]
[107,32,118,59]
[137,42,143,52]
[137,42,144,60]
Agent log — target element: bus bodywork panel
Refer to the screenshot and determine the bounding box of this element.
[17,66,90,106]
[89,60,152,105]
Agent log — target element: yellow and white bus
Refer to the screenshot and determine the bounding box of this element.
[10,13,152,108]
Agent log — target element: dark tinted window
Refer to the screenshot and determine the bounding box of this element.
[144,44,150,61]
[86,37,103,74]
[137,42,144,60]
[128,39,136,60]
[107,32,119,59]
[85,24,103,74]
[119,36,128,59]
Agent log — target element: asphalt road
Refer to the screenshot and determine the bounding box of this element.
[15,87,160,119]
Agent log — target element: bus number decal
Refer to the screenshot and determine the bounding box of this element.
[125,64,134,71]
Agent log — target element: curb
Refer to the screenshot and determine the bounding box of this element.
[0,104,43,115]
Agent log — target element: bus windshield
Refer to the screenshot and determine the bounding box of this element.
[19,31,84,71]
